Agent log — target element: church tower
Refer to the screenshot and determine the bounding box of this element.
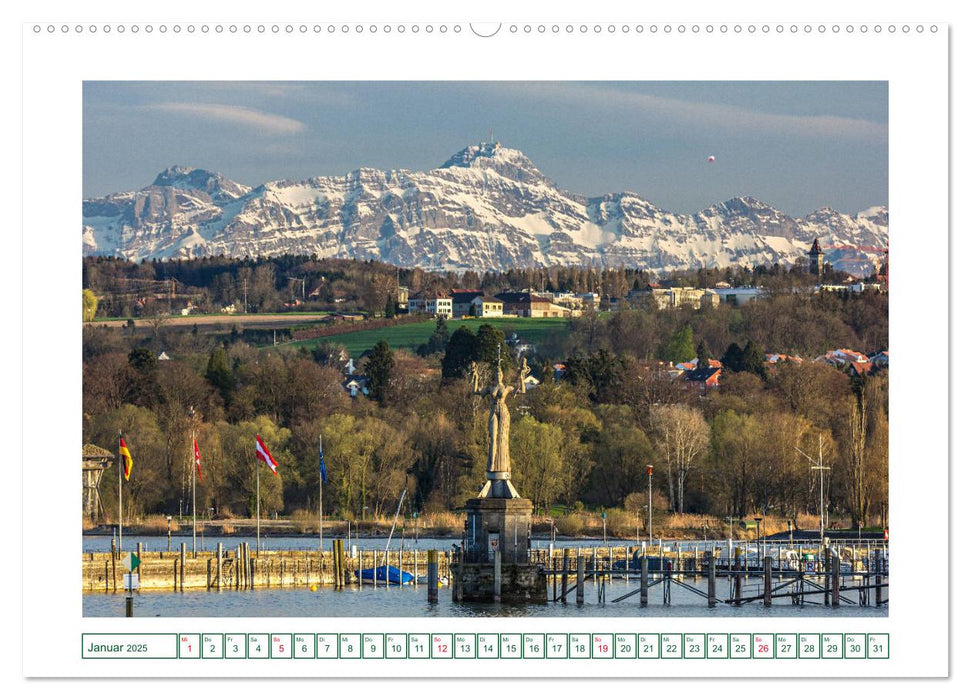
[808,238,824,277]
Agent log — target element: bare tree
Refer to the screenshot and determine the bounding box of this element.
[650,404,710,513]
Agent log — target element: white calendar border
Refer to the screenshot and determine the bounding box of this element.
[18,0,952,682]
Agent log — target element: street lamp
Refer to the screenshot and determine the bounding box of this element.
[646,464,654,550]
[754,516,763,561]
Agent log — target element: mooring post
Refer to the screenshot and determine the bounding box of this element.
[172,558,178,591]
[493,550,502,603]
[823,549,831,606]
[179,542,186,591]
[734,548,742,605]
[560,550,569,603]
[640,555,648,607]
[216,543,223,591]
[427,550,438,604]
[577,556,585,606]
[763,556,772,606]
[206,559,212,591]
[663,560,671,605]
[830,548,840,607]
[331,540,340,589]
[707,551,717,608]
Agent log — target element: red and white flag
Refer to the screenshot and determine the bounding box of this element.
[193,438,203,482]
[255,434,279,476]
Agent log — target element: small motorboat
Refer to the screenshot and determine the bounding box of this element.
[357,565,414,585]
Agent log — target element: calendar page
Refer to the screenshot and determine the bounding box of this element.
[18,0,953,686]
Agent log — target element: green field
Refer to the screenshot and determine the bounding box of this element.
[291,317,572,356]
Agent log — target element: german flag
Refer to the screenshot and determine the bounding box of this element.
[119,437,133,481]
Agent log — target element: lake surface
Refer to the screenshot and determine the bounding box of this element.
[83,575,888,618]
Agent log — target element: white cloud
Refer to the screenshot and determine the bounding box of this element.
[143,102,307,134]
[499,83,888,142]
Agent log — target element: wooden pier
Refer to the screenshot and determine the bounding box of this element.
[536,545,888,608]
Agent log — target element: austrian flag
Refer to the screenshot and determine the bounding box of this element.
[255,434,279,476]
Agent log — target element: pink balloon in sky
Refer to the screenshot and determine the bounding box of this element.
[707,155,716,162]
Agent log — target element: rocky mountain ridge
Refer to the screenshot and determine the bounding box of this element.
[82,143,888,275]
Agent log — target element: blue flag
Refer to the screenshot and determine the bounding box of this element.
[319,440,327,484]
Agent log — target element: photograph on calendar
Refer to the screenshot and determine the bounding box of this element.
[80,80,889,618]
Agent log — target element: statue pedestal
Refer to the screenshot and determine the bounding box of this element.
[451,497,547,604]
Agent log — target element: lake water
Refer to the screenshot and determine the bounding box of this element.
[83,533,887,618]
[83,574,888,618]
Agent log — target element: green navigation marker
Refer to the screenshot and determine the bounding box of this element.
[122,552,141,572]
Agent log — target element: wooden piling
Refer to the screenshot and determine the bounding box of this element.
[216,543,223,591]
[734,547,742,605]
[206,559,212,591]
[331,540,340,589]
[560,550,569,603]
[576,556,585,606]
[830,548,840,607]
[137,542,143,576]
[427,550,438,604]
[250,556,256,590]
[111,549,117,592]
[707,551,717,608]
[640,556,648,607]
[823,549,831,606]
[763,556,772,606]
[104,561,109,593]
[875,572,884,606]
[179,543,186,591]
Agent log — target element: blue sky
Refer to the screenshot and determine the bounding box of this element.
[83,81,887,216]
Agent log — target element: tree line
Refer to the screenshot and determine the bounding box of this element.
[83,281,888,529]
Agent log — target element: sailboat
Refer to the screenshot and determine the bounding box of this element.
[356,489,415,585]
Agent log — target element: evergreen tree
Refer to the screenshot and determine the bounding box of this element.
[205,346,234,403]
[418,317,451,356]
[364,340,395,404]
[384,294,396,319]
[740,340,766,378]
[721,342,745,372]
[660,326,695,363]
[441,326,477,380]
[696,340,711,369]
[473,324,512,372]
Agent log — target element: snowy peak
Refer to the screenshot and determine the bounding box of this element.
[439,142,550,185]
[82,144,888,274]
[152,166,251,204]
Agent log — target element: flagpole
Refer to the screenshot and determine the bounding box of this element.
[319,434,323,553]
[256,451,261,557]
[192,428,197,556]
[117,430,123,554]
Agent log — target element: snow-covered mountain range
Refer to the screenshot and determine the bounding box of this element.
[82,143,888,275]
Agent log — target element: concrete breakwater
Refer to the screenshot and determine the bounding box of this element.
[82,545,453,593]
